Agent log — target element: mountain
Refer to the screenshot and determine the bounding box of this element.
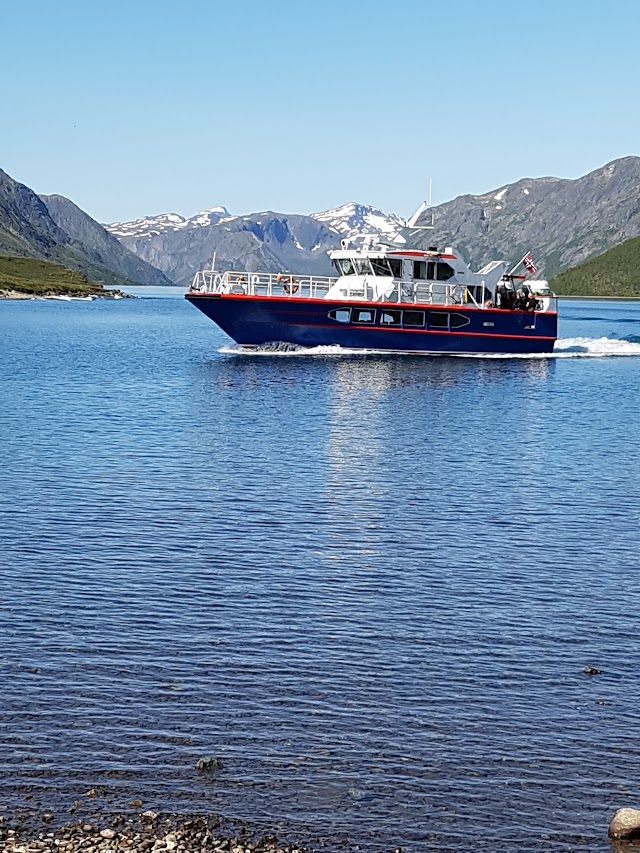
[311,202,403,241]
[106,210,342,287]
[410,156,640,277]
[41,195,174,287]
[107,207,232,238]
[0,168,155,288]
[105,156,640,287]
[103,202,405,287]
[550,234,640,297]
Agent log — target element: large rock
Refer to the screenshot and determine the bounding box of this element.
[609,808,640,839]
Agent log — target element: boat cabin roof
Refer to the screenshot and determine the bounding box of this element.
[330,248,458,260]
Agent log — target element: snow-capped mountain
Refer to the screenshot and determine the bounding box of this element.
[311,202,404,241]
[106,207,232,238]
[106,202,404,244]
[103,202,407,286]
[105,210,343,287]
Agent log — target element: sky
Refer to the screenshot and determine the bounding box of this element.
[2,0,639,223]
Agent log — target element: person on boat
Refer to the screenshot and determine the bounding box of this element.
[524,289,538,311]
[513,287,526,311]
[514,285,536,311]
[496,279,515,310]
[481,285,494,308]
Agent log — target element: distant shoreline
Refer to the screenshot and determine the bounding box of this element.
[2,288,638,303]
[558,295,640,301]
[0,289,132,300]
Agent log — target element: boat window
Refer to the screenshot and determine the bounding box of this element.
[337,258,357,275]
[353,308,375,324]
[450,313,470,328]
[428,311,450,330]
[328,308,351,323]
[436,262,455,281]
[465,285,479,302]
[465,285,491,303]
[388,259,403,278]
[427,261,436,280]
[404,310,425,327]
[413,260,427,280]
[371,258,393,276]
[380,309,402,326]
[354,258,372,275]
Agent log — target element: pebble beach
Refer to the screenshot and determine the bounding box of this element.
[0,811,311,853]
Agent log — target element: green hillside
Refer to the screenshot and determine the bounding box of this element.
[0,255,117,297]
[0,168,145,290]
[551,235,640,297]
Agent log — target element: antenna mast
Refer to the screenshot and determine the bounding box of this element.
[386,182,435,245]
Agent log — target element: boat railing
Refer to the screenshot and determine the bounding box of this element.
[386,281,484,309]
[188,268,558,316]
[190,269,492,310]
[190,269,338,299]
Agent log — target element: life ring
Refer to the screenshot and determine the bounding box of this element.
[282,277,299,295]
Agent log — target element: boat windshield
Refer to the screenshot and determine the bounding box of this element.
[371,258,393,276]
[336,258,372,276]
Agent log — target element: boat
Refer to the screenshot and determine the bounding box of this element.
[185,205,557,355]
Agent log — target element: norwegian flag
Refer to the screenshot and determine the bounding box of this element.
[523,252,537,275]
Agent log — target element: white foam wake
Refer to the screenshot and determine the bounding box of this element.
[551,336,640,358]
[218,343,367,357]
[218,337,640,359]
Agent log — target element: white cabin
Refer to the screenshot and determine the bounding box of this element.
[325,236,508,307]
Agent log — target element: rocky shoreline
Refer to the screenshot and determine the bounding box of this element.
[0,289,133,300]
[0,811,311,853]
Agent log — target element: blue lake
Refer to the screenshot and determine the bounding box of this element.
[1,294,640,851]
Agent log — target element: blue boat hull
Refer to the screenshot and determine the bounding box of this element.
[186,293,557,354]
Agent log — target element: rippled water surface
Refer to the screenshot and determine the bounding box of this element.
[2,295,640,851]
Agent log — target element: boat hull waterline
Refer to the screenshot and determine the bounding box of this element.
[186,293,557,355]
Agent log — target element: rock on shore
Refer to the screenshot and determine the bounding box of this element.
[609,807,640,840]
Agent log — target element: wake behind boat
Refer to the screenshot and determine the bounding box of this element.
[186,204,557,355]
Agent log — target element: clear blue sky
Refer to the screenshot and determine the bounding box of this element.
[2,0,638,223]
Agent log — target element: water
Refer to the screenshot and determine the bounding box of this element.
[1,295,640,851]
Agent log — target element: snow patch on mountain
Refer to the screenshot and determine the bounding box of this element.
[106,201,406,249]
[311,202,403,242]
[107,207,232,238]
